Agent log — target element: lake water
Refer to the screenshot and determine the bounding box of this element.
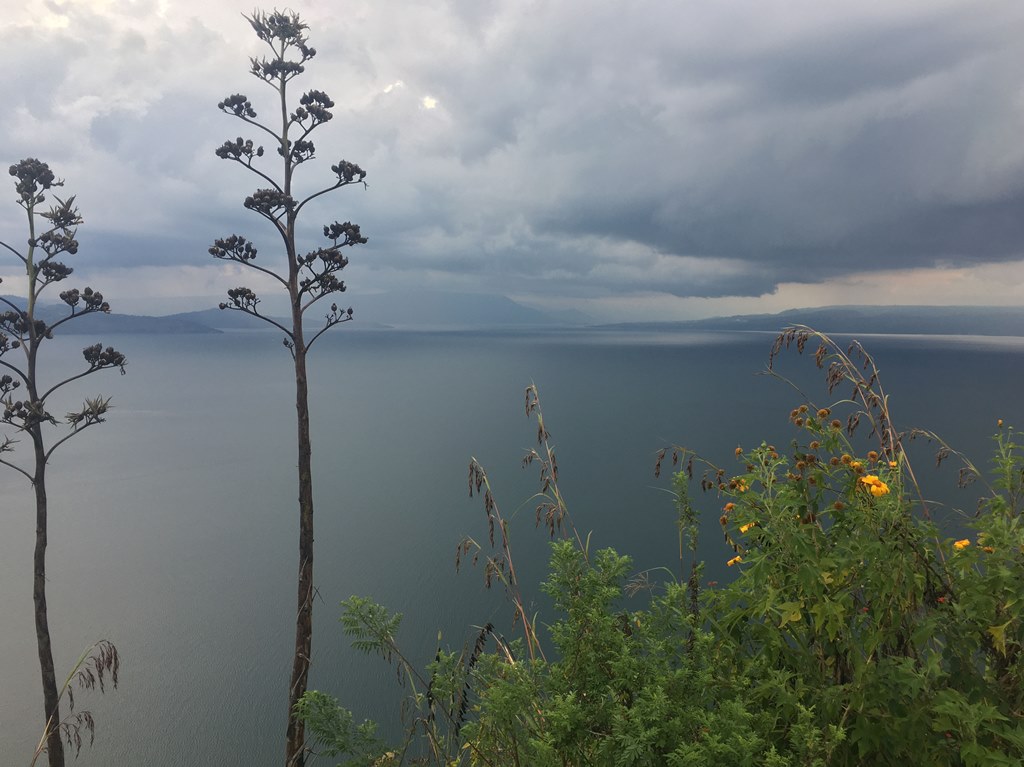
[1,327,1021,764]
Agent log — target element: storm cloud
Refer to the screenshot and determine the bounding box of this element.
[1,0,1022,315]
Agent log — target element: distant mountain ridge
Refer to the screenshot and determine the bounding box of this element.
[3,294,1022,336]
[146,292,588,331]
[349,291,593,328]
[1,295,220,334]
[604,306,1024,337]
[0,291,592,333]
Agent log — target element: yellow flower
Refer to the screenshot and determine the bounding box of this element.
[726,555,743,567]
[953,539,970,551]
[739,522,756,534]
[735,480,749,493]
[982,546,995,554]
[859,475,890,497]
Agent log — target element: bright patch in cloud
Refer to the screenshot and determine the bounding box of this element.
[421,96,438,109]
[38,11,70,30]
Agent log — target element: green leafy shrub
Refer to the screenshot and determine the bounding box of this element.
[691,329,1024,766]
[300,329,1024,767]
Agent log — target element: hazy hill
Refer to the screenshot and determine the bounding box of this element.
[0,291,590,332]
[607,306,1024,337]
[165,307,281,330]
[171,292,595,329]
[0,296,219,334]
[349,291,590,328]
[4,294,1022,336]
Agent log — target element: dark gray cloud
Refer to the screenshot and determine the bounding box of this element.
[1,0,1022,312]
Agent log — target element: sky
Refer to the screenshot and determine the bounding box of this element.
[0,0,1022,321]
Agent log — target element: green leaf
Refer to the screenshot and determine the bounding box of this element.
[987,620,1013,657]
[777,602,802,628]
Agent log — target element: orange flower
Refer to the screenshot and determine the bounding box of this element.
[739,522,756,534]
[723,502,736,512]
[726,555,742,567]
[860,475,890,497]
[953,539,970,551]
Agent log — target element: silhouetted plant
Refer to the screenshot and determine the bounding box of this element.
[29,640,120,767]
[460,384,589,662]
[209,10,368,765]
[0,158,126,767]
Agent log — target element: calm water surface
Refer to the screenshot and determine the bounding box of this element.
[1,328,1021,763]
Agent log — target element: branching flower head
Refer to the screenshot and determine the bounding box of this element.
[82,343,126,374]
[244,188,295,217]
[245,10,315,84]
[297,89,334,124]
[251,57,305,82]
[286,139,316,163]
[9,158,60,207]
[221,286,260,312]
[41,195,83,230]
[67,396,112,430]
[209,235,258,263]
[216,137,264,163]
[324,220,367,247]
[247,9,311,47]
[331,161,367,185]
[218,94,257,119]
[41,261,74,283]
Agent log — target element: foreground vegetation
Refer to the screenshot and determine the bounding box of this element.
[1,160,125,767]
[299,329,1024,766]
[211,11,368,765]
[4,9,1019,765]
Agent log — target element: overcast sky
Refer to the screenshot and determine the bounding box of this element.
[1,0,1022,320]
